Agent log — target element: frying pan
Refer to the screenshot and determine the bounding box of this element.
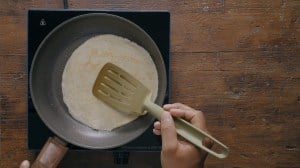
[30,13,167,167]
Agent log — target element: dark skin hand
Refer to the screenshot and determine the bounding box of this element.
[153,103,212,168]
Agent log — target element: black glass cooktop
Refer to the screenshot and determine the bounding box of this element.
[27,9,170,151]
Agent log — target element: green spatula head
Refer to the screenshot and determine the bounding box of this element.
[92,63,151,115]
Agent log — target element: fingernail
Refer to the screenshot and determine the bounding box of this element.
[20,160,30,168]
[163,104,170,108]
[161,112,171,122]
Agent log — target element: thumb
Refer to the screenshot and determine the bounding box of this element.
[19,160,30,168]
[160,112,178,151]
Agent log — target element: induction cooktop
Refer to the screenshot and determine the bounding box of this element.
[27,9,170,153]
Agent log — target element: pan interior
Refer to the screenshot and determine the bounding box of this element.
[30,13,167,149]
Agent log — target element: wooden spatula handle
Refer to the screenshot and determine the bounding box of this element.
[144,98,229,159]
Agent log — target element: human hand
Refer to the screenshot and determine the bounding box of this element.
[153,103,213,168]
[19,160,30,168]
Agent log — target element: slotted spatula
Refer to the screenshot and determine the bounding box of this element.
[92,63,229,159]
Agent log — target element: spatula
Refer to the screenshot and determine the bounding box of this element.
[92,63,229,159]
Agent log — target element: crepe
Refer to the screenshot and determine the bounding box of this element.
[62,34,158,131]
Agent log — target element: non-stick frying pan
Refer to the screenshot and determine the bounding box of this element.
[30,13,166,167]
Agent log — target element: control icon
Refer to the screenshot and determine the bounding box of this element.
[40,19,46,26]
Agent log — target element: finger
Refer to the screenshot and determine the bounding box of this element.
[163,104,174,110]
[19,160,30,168]
[154,121,161,130]
[160,112,178,152]
[169,108,197,122]
[173,103,193,110]
[169,108,206,130]
[153,129,161,135]
[164,103,192,111]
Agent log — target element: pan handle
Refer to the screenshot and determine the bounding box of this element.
[31,137,68,168]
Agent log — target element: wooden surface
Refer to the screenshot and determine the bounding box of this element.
[1,0,299,167]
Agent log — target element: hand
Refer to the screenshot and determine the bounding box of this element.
[19,160,30,168]
[153,103,213,168]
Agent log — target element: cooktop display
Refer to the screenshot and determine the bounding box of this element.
[27,9,170,151]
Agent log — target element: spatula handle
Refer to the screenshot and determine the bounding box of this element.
[173,117,229,159]
[144,99,229,159]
